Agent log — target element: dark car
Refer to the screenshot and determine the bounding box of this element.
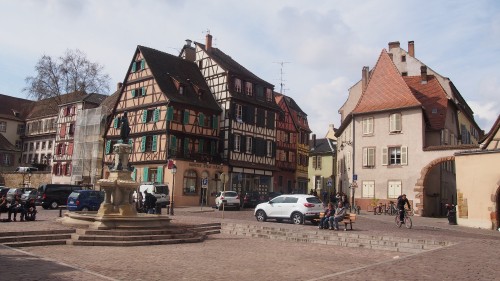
[0,187,10,198]
[267,191,282,201]
[36,184,83,209]
[241,191,264,208]
[67,190,104,211]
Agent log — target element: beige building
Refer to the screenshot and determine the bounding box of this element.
[308,135,336,198]
[455,115,500,230]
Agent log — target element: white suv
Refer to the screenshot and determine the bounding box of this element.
[215,191,240,211]
[254,194,323,224]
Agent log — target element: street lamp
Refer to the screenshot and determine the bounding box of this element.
[170,164,177,215]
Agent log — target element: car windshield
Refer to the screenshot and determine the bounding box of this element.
[306,197,322,204]
[224,191,238,197]
[68,192,80,199]
[155,185,169,194]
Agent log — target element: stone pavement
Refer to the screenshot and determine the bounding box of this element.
[1,207,500,281]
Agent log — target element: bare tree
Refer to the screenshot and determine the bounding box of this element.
[24,49,110,100]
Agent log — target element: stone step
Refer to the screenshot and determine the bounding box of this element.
[0,234,72,243]
[72,232,197,241]
[221,223,451,253]
[3,240,68,248]
[75,228,188,236]
[0,229,75,237]
[67,236,205,246]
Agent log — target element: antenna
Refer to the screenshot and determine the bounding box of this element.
[273,61,290,94]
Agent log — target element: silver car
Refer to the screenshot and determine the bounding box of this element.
[215,191,240,211]
[254,194,324,225]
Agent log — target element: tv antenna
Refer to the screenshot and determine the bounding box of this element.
[274,61,290,94]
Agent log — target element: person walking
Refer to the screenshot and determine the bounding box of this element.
[144,190,157,214]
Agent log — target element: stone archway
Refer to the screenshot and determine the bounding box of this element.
[414,156,455,216]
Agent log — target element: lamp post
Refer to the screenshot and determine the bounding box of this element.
[170,164,177,215]
[27,172,32,188]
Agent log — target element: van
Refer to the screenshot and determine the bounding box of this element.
[135,183,169,207]
[36,184,83,209]
[67,190,105,211]
[15,167,39,173]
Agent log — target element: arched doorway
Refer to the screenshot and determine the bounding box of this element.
[414,156,456,217]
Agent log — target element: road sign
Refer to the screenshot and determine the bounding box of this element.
[350,181,358,188]
[327,178,332,187]
[353,174,358,181]
[201,178,208,189]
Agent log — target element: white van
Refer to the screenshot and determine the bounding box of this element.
[135,183,169,207]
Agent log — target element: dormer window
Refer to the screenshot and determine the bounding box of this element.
[131,59,145,73]
[401,55,406,62]
[234,78,242,93]
[245,82,253,96]
[266,88,273,102]
[179,85,184,95]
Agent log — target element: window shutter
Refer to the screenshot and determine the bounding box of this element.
[142,110,148,123]
[382,147,388,166]
[156,166,163,183]
[153,108,160,122]
[368,148,375,166]
[62,163,67,175]
[272,141,276,157]
[60,124,66,137]
[141,136,146,152]
[241,136,246,153]
[143,167,149,182]
[131,89,136,98]
[140,59,145,70]
[401,146,408,165]
[396,114,402,131]
[105,140,111,154]
[131,61,137,72]
[166,107,174,121]
[152,135,157,152]
[362,148,368,166]
[184,138,190,156]
[67,143,74,155]
[113,117,119,128]
[198,139,204,153]
[183,110,190,124]
[170,135,177,150]
[132,168,137,181]
[267,112,275,129]
[212,115,218,129]
[198,113,205,126]
[141,87,147,96]
[211,140,216,155]
[128,138,133,146]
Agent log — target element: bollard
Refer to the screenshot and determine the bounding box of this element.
[59,206,63,217]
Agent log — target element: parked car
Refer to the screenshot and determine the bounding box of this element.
[266,191,282,201]
[7,187,35,202]
[254,194,323,225]
[21,189,38,203]
[215,191,240,210]
[36,184,83,209]
[241,191,263,208]
[133,183,170,207]
[67,190,105,211]
[0,187,10,198]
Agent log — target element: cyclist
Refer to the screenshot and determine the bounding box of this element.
[397,194,411,224]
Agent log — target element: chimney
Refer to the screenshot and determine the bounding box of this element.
[388,53,393,61]
[206,33,212,52]
[361,66,369,92]
[388,41,400,50]
[312,134,316,149]
[182,39,195,62]
[117,82,123,90]
[420,65,428,84]
[408,41,415,57]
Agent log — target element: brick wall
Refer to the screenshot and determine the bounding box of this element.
[0,172,51,188]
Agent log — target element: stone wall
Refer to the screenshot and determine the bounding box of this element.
[0,172,51,188]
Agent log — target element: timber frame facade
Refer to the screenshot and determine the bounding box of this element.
[182,34,281,198]
[104,45,224,206]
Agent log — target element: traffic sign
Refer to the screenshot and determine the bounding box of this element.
[327,178,332,187]
[201,178,208,189]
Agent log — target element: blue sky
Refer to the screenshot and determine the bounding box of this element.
[1,0,499,136]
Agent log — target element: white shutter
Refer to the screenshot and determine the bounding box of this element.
[401,146,408,165]
[444,129,449,144]
[362,147,368,166]
[368,147,375,167]
[382,147,388,166]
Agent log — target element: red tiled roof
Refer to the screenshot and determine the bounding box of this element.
[403,75,448,130]
[353,50,421,114]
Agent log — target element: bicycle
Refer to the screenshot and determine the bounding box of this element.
[395,209,412,229]
[386,202,397,215]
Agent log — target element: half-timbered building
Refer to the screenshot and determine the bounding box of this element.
[181,34,281,198]
[105,45,224,206]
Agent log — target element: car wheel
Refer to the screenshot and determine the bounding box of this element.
[50,201,59,209]
[291,212,303,224]
[255,210,267,222]
[81,207,89,212]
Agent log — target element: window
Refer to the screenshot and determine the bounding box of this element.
[15,140,22,149]
[179,86,184,95]
[24,143,28,152]
[246,136,252,153]
[389,113,402,133]
[401,55,406,62]
[183,170,198,195]
[131,87,147,98]
[17,124,25,135]
[70,106,76,115]
[388,180,402,198]
[143,109,159,123]
[245,82,253,96]
[362,117,374,135]
[265,88,273,102]
[141,135,157,152]
[48,141,52,149]
[362,181,375,198]
[382,146,407,166]
[312,156,322,170]
[362,147,375,167]
[30,143,34,151]
[266,140,273,157]
[235,104,243,121]
[234,78,242,93]
[36,142,40,149]
[65,163,72,176]
[131,59,145,72]
[69,123,75,136]
[0,121,6,132]
[234,135,241,152]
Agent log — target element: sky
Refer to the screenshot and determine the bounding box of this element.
[1,0,499,136]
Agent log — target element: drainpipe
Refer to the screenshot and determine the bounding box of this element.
[351,112,355,212]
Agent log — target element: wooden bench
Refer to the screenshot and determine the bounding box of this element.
[342,213,356,231]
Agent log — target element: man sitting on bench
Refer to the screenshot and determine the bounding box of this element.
[328,202,346,230]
